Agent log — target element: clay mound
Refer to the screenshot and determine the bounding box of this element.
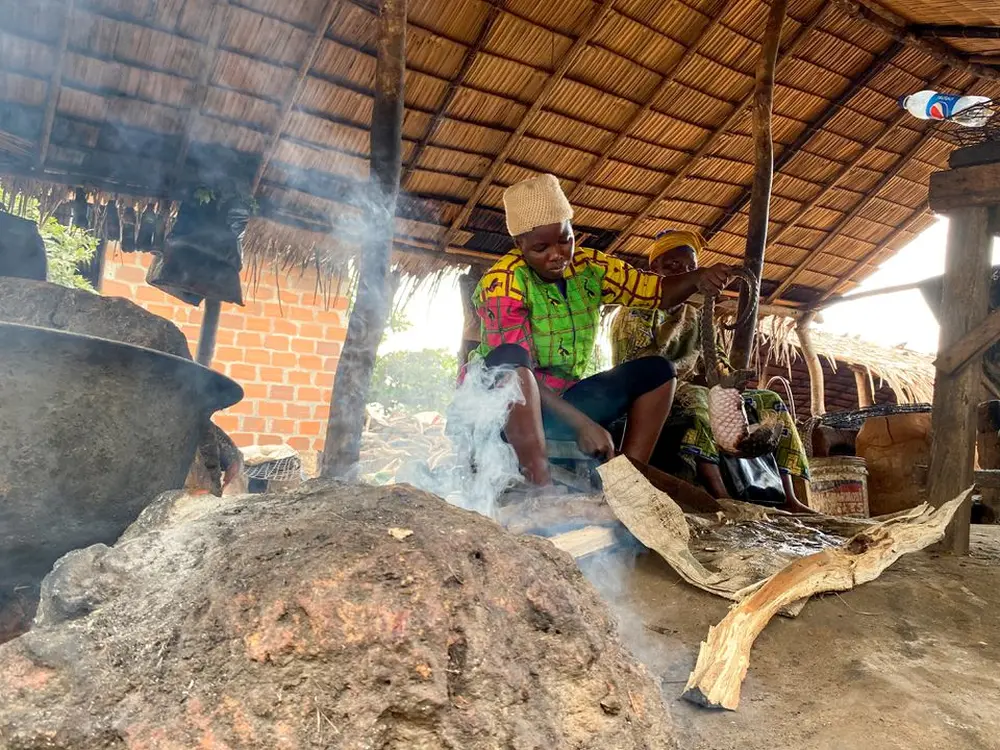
[0,482,674,749]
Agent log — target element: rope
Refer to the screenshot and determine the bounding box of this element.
[702,268,759,388]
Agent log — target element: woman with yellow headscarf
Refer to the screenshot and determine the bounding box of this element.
[609,230,811,513]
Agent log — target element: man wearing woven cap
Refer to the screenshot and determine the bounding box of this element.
[469,174,734,486]
[610,229,811,512]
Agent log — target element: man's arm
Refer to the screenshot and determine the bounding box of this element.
[593,247,734,311]
[535,381,614,459]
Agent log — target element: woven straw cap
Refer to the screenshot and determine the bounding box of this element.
[503,174,574,237]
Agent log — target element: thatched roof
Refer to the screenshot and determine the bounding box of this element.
[1,0,998,296]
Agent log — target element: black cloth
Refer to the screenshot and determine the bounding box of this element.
[483,344,675,441]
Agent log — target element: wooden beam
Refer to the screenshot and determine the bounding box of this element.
[853,367,875,407]
[730,0,788,368]
[936,304,1000,376]
[37,0,75,167]
[817,203,931,303]
[829,0,1000,81]
[321,0,406,476]
[682,491,968,710]
[436,0,616,252]
[251,0,343,194]
[173,0,231,178]
[704,40,905,241]
[913,25,1000,41]
[767,126,940,304]
[566,0,737,203]
[930,162,1000,212]
[797,312,825,416]
[400,2,504,187]
[546,525,621,559]
[603,7,825,256]
[927,206,993,555]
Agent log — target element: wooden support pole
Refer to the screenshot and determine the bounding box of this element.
[38,0,74,167]
[196,299,223,367]
[976,401,1000,521]
[797,312,825,417]
[853,367,875,408]
[730,0,788,369]
[935,306,1000,376]
[321,0,406,476]
[927,206,994,554]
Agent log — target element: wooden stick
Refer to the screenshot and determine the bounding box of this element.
[927,207,994,554]
[730,0,788,368]
[321,0,405,476]
[913,25,1000,41]
[436,0,616,253]
[797,312,826,416]
[38,0,74,167]
[547,525,620,559]
[251,0,344,194]
[935,305,1000,376]
[682,489,970,710]
[852,367,874,408]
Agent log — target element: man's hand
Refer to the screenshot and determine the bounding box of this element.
[696,264,736,296]
[575,418,615,460]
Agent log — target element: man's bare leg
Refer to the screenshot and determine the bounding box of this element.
[621,379,676,465]
[780,473,814,514]
[505,366,551,485]
[697,460,731,499]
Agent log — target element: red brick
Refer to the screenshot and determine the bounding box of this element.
[288,306,315,322]
[229,364,257,382]
[246,317,270,332]
[278,290,300,304]
[260,367,284,383]
[228,432,255,447]
[216,329,236,346]
[114,264,147,283]
[323,357,339,371]
[312,437,326,451]
[242,383,268,400]
[270,385,295,400]
[264,335,290,351]
[315,372,334,388]
[243,417,266,432]
[236,331,263,347]
[101,279,133,298]
[213,414,240,432]
[272,318,297,336]
[136,286,164,303]
[246,348,271,365]
[286,403,312,419]
[272,352,297,368]
[270,418,295,434]
[316,341,341,357]
[316,309,342,325]
[333,296,350,311]
[325,326,347,343]
[258,434,284,445]
[299,323,324,339]
[227,399,255,416]
[314,404,330,421]
[259,401,285,418]
[145,303,176,320]
[214,346,242,363]
[242,300,266,316]
[297,387,322,402]
[291,337,315,354]
[219,312,244,330]
[288,370,312,385]
[263,303,283,317]
[299,420,323,436]
[288,436,312,451]
[298,354,322,370]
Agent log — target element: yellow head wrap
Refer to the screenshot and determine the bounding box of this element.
[648,230,705,264]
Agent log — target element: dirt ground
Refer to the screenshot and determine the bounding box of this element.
[616,525,1000,750]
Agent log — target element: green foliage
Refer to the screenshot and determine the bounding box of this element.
[369,348,458,415]
[1,188,97,291]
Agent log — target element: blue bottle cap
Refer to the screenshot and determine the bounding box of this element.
[897,94,908,109]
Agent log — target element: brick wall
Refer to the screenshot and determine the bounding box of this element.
[100,247,349,461]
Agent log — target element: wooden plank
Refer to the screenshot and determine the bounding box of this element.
[935,304,1000,376]
[436,0,617,252]
[927,206,993,554]
[730,0,788,368]
[929,162,1000,212]
[38,0,75,167]
[251,0,344,194]
[682,490,969,710]
[853,367,874,407]
[321,0,405,475]
[949,141,1000,169]
[546,525,620,559]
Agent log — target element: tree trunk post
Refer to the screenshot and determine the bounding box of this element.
[797,312,826,417]
[927,206,994,554]
[321,0,406,477]
[730,0,789,368]
[853,367,875,408]
[196,298,222,367]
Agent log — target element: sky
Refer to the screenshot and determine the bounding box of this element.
[380,219,1000,357]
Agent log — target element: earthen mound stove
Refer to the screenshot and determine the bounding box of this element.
[0,482,674,749]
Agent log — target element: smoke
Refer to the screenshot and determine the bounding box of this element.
[392,359,524,519]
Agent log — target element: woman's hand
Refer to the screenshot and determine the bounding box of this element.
[575,418,615,460]
[696,264,736,295]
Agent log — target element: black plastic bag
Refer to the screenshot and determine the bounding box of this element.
[0,211,47,281]
[718,401,786,507]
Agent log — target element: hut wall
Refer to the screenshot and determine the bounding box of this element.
[101,247,349,466]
